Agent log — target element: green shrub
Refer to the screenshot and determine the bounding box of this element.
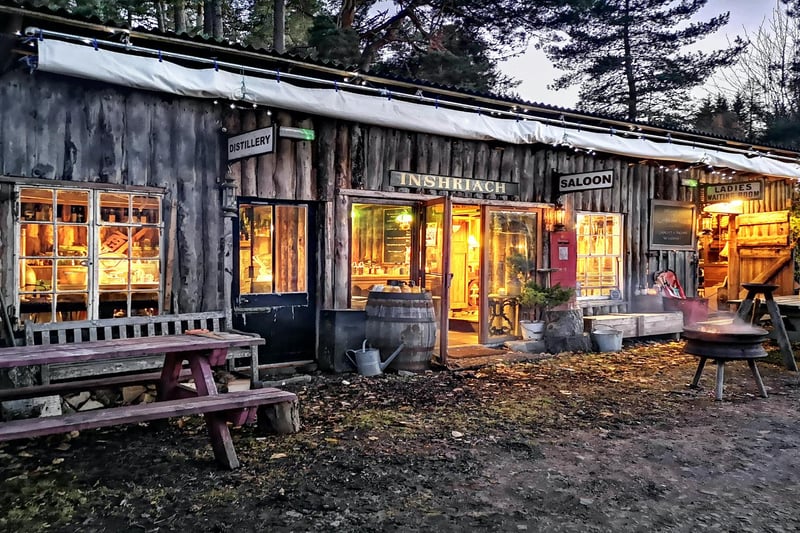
[518,282,575,310]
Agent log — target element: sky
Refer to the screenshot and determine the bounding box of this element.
[500,0,782,109]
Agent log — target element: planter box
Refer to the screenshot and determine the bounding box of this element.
[584,312,683,339]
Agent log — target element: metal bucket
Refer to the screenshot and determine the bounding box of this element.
[592,326,622,352]
[519,320,544,341]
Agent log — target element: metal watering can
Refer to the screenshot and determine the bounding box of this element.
[346,339,405,377]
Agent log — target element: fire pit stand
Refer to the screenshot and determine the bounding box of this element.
[684,324,769,401]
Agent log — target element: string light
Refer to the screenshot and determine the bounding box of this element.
[24,26,800,173]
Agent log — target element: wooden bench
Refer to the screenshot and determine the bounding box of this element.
[23,311,260,385]
[0,387,297,441]
[0,333,298,469]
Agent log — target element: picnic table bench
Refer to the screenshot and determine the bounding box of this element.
[22,311,260,385]
[0,333,299,469]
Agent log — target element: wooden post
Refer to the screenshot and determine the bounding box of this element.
[163,197,178,314]
[258,400,300,434]
[240,111,257,197]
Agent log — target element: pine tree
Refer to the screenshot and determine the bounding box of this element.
[371,24,519,94]
[306,1,587,90]
[538,0,745,124]
[691,94,744,138]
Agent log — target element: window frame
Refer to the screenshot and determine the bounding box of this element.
[234,199,312,309]
[14,183,165,322]
[575,211,624,301]
[349,199,417,309]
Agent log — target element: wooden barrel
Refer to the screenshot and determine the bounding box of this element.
[365,291,437,372]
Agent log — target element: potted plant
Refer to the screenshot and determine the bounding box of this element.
[517,281,574,336]
[518,281,575,314]
[506,250,576,339]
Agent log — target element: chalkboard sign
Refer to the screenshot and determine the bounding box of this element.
[649,200,696,251]
[383,208,411,263]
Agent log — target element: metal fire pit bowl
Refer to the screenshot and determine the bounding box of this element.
[683,324,769,359]
[683,322,769,400]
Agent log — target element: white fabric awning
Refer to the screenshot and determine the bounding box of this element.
[36,39,800,179]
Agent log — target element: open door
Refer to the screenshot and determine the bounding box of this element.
[421,196,453,364]
[730,210,793,297]
[482,207,540,342]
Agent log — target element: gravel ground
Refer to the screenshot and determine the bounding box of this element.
[2,339,800,532]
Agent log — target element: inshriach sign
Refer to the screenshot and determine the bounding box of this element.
[227,126,275,161]
[558,169,614,193]
[390,171,519,195]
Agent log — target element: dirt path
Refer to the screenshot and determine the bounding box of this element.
[2,340,800,532]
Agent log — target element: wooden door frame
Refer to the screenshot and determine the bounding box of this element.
[479,205,545,343]
[421,196,453,365]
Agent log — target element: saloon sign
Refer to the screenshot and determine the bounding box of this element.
[704,180,764,202]
[558,169,614,193]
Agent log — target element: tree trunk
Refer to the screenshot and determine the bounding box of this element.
[543,308,591,354]
[340,0,356,29]
[622,0,637,121]
[212,0,223,39]
[155,0,167,32]
[273,0,286,53]
[195,1,204,32]
[174,0,187,34]
[203,0,223,38]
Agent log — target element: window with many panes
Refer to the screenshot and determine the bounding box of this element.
[576,212,623,299]
[17,186,163,322]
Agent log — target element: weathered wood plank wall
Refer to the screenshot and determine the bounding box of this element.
[705,175,795,296]
[327,121,771,313]
[0,71,231,316]
[2,71,791,323]
[0,71,325,318]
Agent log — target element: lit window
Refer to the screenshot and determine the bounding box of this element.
[238,203,307,295]
[576,212,623,298]
[17,187,163,322]
[349,203,413,308]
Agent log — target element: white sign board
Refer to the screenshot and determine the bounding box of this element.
[704,180,763,202]
[227,126,275,161]
[558,169,614,193]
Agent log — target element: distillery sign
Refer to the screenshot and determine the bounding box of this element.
[390,171,519,195]
[704,180,764,202]
[227,126,275,161]
[558,169,614,193]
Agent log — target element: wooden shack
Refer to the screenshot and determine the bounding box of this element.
[1,2,799,372]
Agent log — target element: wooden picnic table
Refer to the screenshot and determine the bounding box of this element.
[0,332,261,370]
[0,332,298,469]
[770,294,800,343]
[770,294,800,310]
[735,283,797,371]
